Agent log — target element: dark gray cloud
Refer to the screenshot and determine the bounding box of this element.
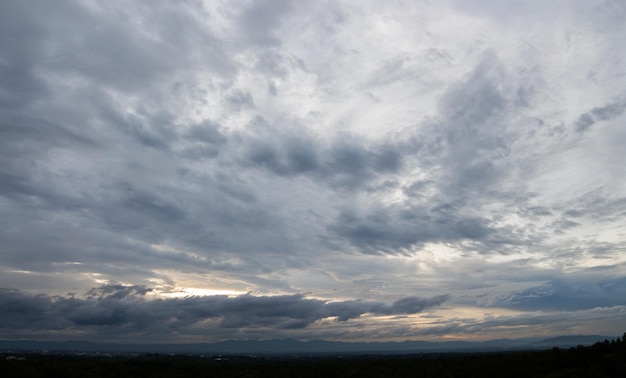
[574,99,626,132]
[0,0,232,112]
[574,113,595,133]
[502,276,626,311]
[442,52,507,126]
[101,109,177,151]
[181,121,229,159]
[318,53,531,255]
[227,90,256,111]
[0,285,448,338]
[330,204,496,254]
[241,124,404,189]
[591,99,626,121]
[238,0,294,46]
[558,191,626,225]
[0,1,51,109]
[435,53,513,196]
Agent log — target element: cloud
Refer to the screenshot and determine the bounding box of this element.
[238,0,295,46]
[0,0,625,343]
[241,124,404,189]
[502,276,626,311]
[574,98,626,132]
[434,53,514,196]
[329,203,497,254]
[0,285,448,338]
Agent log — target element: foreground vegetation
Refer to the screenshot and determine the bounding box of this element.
[2,334,625,377]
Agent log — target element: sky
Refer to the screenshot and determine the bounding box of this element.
[1,0,625,344]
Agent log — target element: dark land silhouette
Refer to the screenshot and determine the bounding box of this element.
[1,333,625,377]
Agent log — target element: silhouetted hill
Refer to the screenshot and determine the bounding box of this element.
[531,335,609,348]
[2,335,625,378]
[0,334,617,355]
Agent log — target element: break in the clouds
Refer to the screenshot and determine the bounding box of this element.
[1,0,625,343]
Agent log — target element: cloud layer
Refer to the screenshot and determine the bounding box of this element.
[1,0,625,342]
[0,285,448,341]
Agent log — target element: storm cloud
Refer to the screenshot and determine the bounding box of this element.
[0,285,448,339]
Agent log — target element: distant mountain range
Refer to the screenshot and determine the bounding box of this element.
[0,335,615,355]
[0,335,616,355]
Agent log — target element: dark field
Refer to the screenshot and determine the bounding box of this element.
[2,337,625,378]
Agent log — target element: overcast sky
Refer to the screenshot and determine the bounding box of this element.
[1,0,625,344]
